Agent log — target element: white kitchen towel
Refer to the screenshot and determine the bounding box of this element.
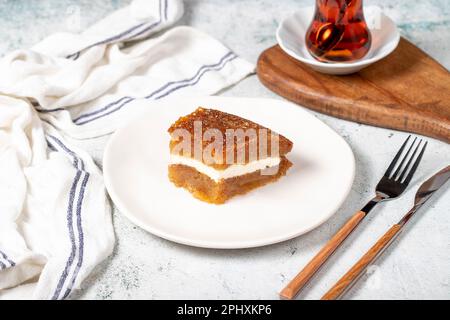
[0,0,254,299]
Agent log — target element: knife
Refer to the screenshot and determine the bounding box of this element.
[321,166,450,300]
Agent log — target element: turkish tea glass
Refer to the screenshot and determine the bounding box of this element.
[306,0,371,62]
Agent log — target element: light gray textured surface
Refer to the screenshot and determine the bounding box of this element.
[1,0,449,300]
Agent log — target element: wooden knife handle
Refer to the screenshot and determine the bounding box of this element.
[280,210,366,300]
[321,224,403,300]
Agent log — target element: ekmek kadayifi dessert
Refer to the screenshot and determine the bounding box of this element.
[168,107,293,204]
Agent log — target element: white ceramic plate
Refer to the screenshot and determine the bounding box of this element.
[104,96,355,249]
[277,6,400,75]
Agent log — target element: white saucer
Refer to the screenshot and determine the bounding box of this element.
[276,6,400,75]
[103,96,355,249]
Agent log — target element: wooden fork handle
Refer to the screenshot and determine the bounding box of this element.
[280,210,366,300]
[321,224,403,300]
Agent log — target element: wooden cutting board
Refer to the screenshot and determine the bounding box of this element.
[257,38,450,143]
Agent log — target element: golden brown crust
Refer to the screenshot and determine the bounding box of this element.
[168,156,292,204]
[168,107,293,169]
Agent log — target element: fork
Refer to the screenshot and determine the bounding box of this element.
[280,136,427,300]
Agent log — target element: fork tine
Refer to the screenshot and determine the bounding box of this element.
[397,139,421,181]
[401,141,427,185]
[392,137,417,179]
[384,135,411,178]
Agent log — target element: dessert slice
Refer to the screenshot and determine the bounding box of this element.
[168,107,293,204]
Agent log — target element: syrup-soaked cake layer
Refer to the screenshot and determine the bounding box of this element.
[168,156,292,204]
[168,107,293,169]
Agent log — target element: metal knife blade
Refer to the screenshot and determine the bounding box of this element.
[399,166,450,226]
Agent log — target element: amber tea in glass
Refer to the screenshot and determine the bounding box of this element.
[306,0,371,62]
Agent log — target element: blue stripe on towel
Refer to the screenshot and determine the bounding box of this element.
[120,0,167,41]
[151,52,237,100]
[123,19,161,41]
[65,21,145,59]
[51,169,82,300]
[164,0,168,21]
[73,51,237,125]
[47,136,87,300]
[67,0,167,61]
[62,172,89,299]
[38,1,167,112]
[48,136,83,170]
[72,96,133,123]
[144,52,236,100]
[0,250,16,269]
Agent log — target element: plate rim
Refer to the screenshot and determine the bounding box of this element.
[103,96,355,249]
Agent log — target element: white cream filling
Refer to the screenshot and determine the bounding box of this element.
[169,155,281,182]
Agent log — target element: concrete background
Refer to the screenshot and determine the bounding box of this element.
[1,0,449,299]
